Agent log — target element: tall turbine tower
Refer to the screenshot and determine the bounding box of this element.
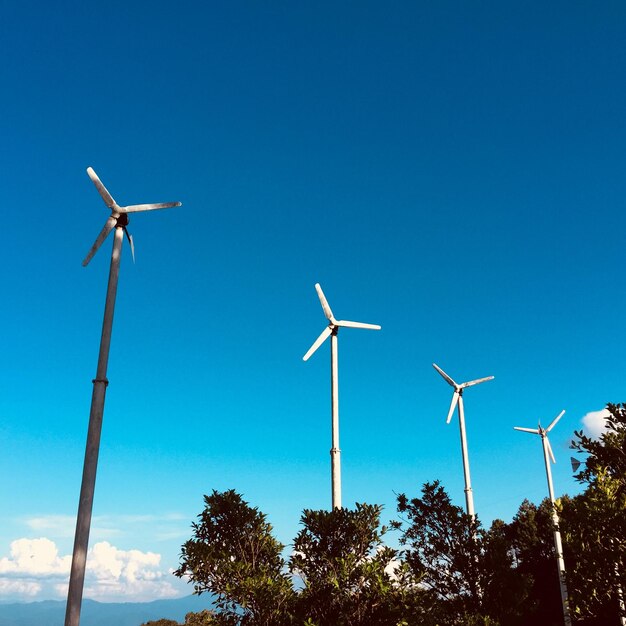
[65,168,181,626]
[432,363,493,519]
[303,283,380,509]
[514,410,572,626]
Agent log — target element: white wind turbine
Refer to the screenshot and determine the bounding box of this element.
[65,167,181,626]
[303,283,381,510]
[432,363,493,519]
[514,410,572,626]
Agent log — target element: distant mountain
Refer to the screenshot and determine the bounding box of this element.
[0,594,213,626]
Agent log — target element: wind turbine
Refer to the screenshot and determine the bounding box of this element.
[303,283,381,510]
[514,410,572,626]
[65,167,181,626]
[432,363,493,519]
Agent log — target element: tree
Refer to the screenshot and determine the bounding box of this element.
[479,517,530,626]
[392,481,486,624]
[174,489,295,626]
[506,498,564,626]
[560,486,623,625]
[171,480,626,626]
[392,482,564,626]
[290,503,411,626]
[566,402,626,624]
[572,403,626,489]
[141,615,220,626]
[183,610,220,625]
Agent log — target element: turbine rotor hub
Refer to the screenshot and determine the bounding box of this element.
[116,213,129,227]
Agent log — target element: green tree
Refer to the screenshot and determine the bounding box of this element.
[566,402,626,624]
[392,482,563,626]
[572,403,626,488]
[392,481,486,625]
[290,503,412,626]
[506,498,564,626]
[174,490,295,626]
[183,610,220,625]
[479,518,529,626]
[559,485,623,625]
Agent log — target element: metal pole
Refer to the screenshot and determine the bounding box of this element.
[457,393,475,519]
[330,328,341,509]
[542,435,572,626]
[65,226,124,626]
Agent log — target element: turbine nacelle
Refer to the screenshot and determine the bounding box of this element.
[432,363,494,423]
[302,283,381,361]
[514,410,565,464]
[82,167,182,266]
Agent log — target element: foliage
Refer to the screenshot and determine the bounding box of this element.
[165,408,626,626]
[290,503,410,626]
[171,486,568,626]
[572,402,626,489]
[183,610,220,625]
[567,402,626,624]
[141,613,220,626]
[559,485,623,625]
[392,483,570,626]
[392,480,486,624]
[173,489,294,626]
[479,518,529,626]
[506,498,564,626]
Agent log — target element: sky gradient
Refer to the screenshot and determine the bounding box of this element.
[1,0,625,603]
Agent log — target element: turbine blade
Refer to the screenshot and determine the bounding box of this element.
[513,426,540,434]
[336,320,381,330]
[546,409,565,433]
[121,201,182,213]
[315,283,335,321]
[87,167,118,209]
[433,363,457,388]
[82,216,117,266]
[460,375,494,388]
[546,437,556,464]
[446,391,460,424]
[123,227,135,264]
[303,326,332,361]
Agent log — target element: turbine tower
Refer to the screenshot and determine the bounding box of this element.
[432,363,493,519]
[65,167,181,626]
[303,283,380,509]
[514,410,572,626]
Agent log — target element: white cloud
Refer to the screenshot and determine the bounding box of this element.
[154,530,189,541]
[0,538,180,602]
[23,512,188,545]
[26,515,76,538]
[0,537,70,577]
[83,541,179,602]
[0,579,41,597]
[582,408,611,438]
[384,556,402,580]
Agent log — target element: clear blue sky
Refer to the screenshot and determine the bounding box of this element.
[1,0,625,603]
